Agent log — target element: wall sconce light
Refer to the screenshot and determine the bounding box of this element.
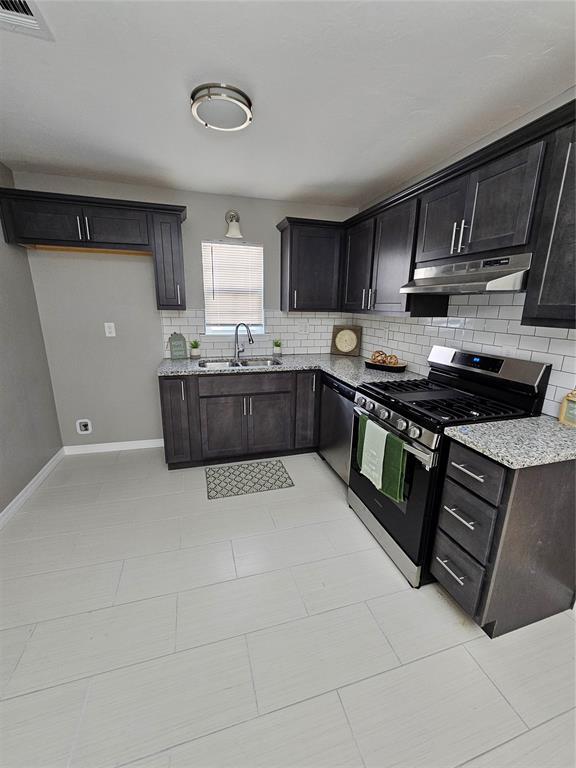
[225,210,243,238]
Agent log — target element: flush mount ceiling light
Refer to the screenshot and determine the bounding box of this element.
[190,83,253,131]
[225,210,243,238]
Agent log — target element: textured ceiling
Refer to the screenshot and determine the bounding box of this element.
[0,0,574,205]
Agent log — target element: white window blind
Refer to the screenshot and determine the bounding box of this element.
[201,240,264,334]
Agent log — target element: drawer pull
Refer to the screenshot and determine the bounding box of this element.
[451,462,485,483]
[435,557,465,586]
[444,505,476,530]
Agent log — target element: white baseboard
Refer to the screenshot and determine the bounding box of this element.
[0,447,66,528]
[63,439,164,455]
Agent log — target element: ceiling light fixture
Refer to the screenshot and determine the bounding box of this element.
[225,210,243,239]
[190,83,253,132]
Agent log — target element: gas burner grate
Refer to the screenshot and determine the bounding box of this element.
[366,378,445,394]
[417,396,522,423]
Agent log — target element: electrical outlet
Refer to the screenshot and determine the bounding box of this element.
[104,322,116,337]
[76,419,92,435]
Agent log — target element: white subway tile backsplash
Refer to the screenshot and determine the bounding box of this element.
[161,294,568,408]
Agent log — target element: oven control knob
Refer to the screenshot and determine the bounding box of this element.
[357,396,366,408]
[378,407,390,420]
[366,401,375,412]
[396,418,408,431]
[407,425,422,439]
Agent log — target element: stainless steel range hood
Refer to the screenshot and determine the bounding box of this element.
[400,253,532,295]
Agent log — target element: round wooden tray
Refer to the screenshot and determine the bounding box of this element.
[365,360,407,372]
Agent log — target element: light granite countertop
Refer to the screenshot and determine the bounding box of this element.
[157,353,417,389]
[445,416,576,469]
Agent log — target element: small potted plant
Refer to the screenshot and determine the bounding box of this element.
[189,339,201,359]
[272,338,282,357]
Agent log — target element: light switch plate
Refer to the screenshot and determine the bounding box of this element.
[104,322,116,337]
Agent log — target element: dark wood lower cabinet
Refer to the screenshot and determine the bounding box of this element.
[159,377,194,464]
[199,395,247,460]
[433,440,575,637]
[161,371,321,467]
[247,392,294,454]
[295,371,320,448]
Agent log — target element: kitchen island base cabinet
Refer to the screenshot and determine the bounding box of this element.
[433,441,575,638]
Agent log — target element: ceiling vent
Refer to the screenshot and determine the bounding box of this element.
[0,0,53,40]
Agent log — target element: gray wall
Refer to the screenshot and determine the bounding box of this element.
[14,171,355,445]
[0,163,61,510]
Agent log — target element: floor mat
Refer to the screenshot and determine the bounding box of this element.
[205,459,294,499]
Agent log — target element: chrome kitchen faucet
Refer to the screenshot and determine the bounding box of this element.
[234,323,254,359]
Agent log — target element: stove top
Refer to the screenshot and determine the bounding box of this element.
[358,378,523,429]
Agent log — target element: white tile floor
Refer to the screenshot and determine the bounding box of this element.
[0,449,573,768]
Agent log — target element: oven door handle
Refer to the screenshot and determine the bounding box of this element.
[353,407,437,471]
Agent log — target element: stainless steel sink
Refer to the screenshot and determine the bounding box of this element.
[238,358,282,368]
[197,359,241,370]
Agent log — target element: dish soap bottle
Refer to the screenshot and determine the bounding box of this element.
[559,389,576,428]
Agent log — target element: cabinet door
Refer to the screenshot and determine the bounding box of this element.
[461,141,544,254]
[82,206,149,246]
[9,200,85,243]
[415,177,467,262]
[295,371,320,449]
[159,378,191,464]
[291,225,341,310]
[152,213,186,310]
[371,200,417,313]
[341,219,375,311]
[200,396,247,459]
[523,125,575,327]
[247,392,294,454]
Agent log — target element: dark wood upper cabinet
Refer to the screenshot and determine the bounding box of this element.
[415,177,468,263]
[278,218,343,311]
[82,206,149,246]
[7,199,85,243]
[460,141,544,254]
[0,188,187,312]
[152,213,186,310]
[371,200,417,314]
[295,371,320,449]
[523,124,575,328]
[341,219,375,311]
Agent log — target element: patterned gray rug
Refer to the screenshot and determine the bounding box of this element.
[205,459,294,500]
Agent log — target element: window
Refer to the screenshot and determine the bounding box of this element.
[201,240,264,334]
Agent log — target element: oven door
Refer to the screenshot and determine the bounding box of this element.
[348,406,440,583]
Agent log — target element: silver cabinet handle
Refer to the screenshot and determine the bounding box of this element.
[180,381,185,401]
[84,216,91,240]
[450,462,485,483]
[435,557,465,586]
[243,397,247,416]
[361,289,366,309]
[443,505,475,530]
[449,221,458,254]
[368,288,373,310]
[249,396,253,416]
[176,284,181,304]
[457,218,468,252]
[312,374,316,393]
[76,215,83,240]
[293,290,297,309]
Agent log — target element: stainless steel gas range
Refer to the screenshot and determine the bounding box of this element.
[348,345,551,587]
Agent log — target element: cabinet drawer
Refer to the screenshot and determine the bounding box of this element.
[431,529,485,616]
[447,441,506,506]
[438,478,498,565]
[198,372,294,397]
